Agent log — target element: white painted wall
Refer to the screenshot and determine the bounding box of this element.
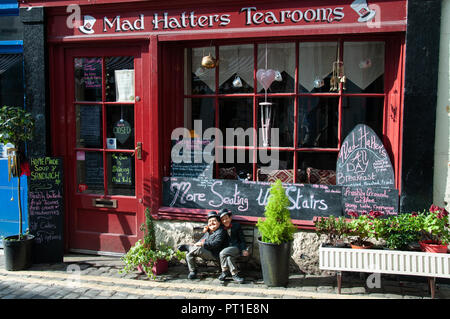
[434,0,450,210]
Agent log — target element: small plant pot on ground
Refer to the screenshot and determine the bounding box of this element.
[4,234,34,271]
[258,238,292,287]
[137,259,169,276]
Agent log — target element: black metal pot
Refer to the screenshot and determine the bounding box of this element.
[257,237,292,287]
[3,234,34,271]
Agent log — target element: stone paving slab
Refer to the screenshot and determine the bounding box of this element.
[0,251,449,300]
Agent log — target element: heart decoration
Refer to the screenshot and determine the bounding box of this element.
[256,69,277,91]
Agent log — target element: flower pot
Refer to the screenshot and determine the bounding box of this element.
[137,259,169,275]
[4,234,34,271]
[258,238,292,287]
[419,240,448,253]
[350,241,373,249]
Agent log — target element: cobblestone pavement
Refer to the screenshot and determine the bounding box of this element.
[0,251,449,300]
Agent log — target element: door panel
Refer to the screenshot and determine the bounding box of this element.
[65,46,144,254]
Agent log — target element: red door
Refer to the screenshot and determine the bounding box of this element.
[64,46,145,254]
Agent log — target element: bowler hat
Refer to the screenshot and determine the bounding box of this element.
[206,211,220,221]
[219,208,232,219]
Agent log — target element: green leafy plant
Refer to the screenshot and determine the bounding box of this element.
[0,106,34,240]
[256,179,296,244]
[121,208,185,279]
[345,211,384,246]
[415,205,450,245]
[314,215,350,246]
[377,213,421,250]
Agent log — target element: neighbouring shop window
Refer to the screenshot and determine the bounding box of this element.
[74,56,136,196]
[183,41,385,185]
[0,53,23,108]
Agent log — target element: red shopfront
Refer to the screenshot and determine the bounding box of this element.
[27,0,408,254]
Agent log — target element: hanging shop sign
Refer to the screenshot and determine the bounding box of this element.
[52,0,407,38]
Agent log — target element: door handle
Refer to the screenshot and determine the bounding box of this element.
[134,142,142,160]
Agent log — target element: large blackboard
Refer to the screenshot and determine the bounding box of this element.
[162,177,343,221]
[170,139,213,179]
[341,186,399,217]
[28,157,64,263]
[336,124,395,188]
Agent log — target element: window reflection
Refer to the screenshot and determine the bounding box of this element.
[341,97,384,139]
[298,97,338,148]
[219,44,254,94]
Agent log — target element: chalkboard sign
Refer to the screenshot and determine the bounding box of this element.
[28,157,64,263]
[162,177,343,221]
[111,153,132,185]
[336,124,395,187]
[341,186,399,217]
[170,139,214,179]
[79,105,102,148]
[85,152,104,189]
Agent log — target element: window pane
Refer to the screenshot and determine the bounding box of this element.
[257,151,294,183]
[77,151,104,194]
[257,97,294,147]
[0,16,23,41]
[297,152,337,185]
[74,58,102,102]
[105,56,135,102]
[184,98,215,138]
[341,97,384,139]
[298,97,338,148]
[257,43,295,93]
[299,42,338,93]
[343,42,385,93]
[219,44,254,94]
[0,54,24,108]
[76,104,103,148]
[106,105,134,150]
[189,47,216,94]
[107,153,135,196]
[219,98,253,147]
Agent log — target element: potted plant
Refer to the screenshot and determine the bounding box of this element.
[314,215,350,247]
[256,179,296,287]
[0,105,35,271]
[416,205,450,253]
[121,208,185,278]
[345,211,383,249]
[377,212,421,250]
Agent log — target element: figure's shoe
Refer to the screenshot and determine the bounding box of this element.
[218,271,230,281]
[188,271,197,280]
[177,244,189,252]
[232,274,244,284]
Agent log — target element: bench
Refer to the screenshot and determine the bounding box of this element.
[319,245,450,298]
[193,224,255,269]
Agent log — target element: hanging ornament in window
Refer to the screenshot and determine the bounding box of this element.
[233,46,243,88]
[113,107,132,144]
[201,44,218,69]
[330,46,346,92]
[256,43,276,147]
[274,70,283,82]
[313,76,325,89]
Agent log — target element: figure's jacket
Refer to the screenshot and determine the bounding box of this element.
[225,221,247,252]
[199,226,229,257]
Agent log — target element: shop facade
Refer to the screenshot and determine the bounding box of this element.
[0,0,27,246]
[18,0,442,266]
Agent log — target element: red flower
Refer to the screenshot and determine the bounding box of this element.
[347,211,358,218]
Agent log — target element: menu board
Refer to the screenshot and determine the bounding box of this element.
[28,157,64,263]
[163,177,343,221]
[85,152,104,189]
[79,105,101,148]
[341,186,399,217]
[336,124,395,188]
[170,139,214,179]
[111,153,132,185]
[75,58,102,101]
